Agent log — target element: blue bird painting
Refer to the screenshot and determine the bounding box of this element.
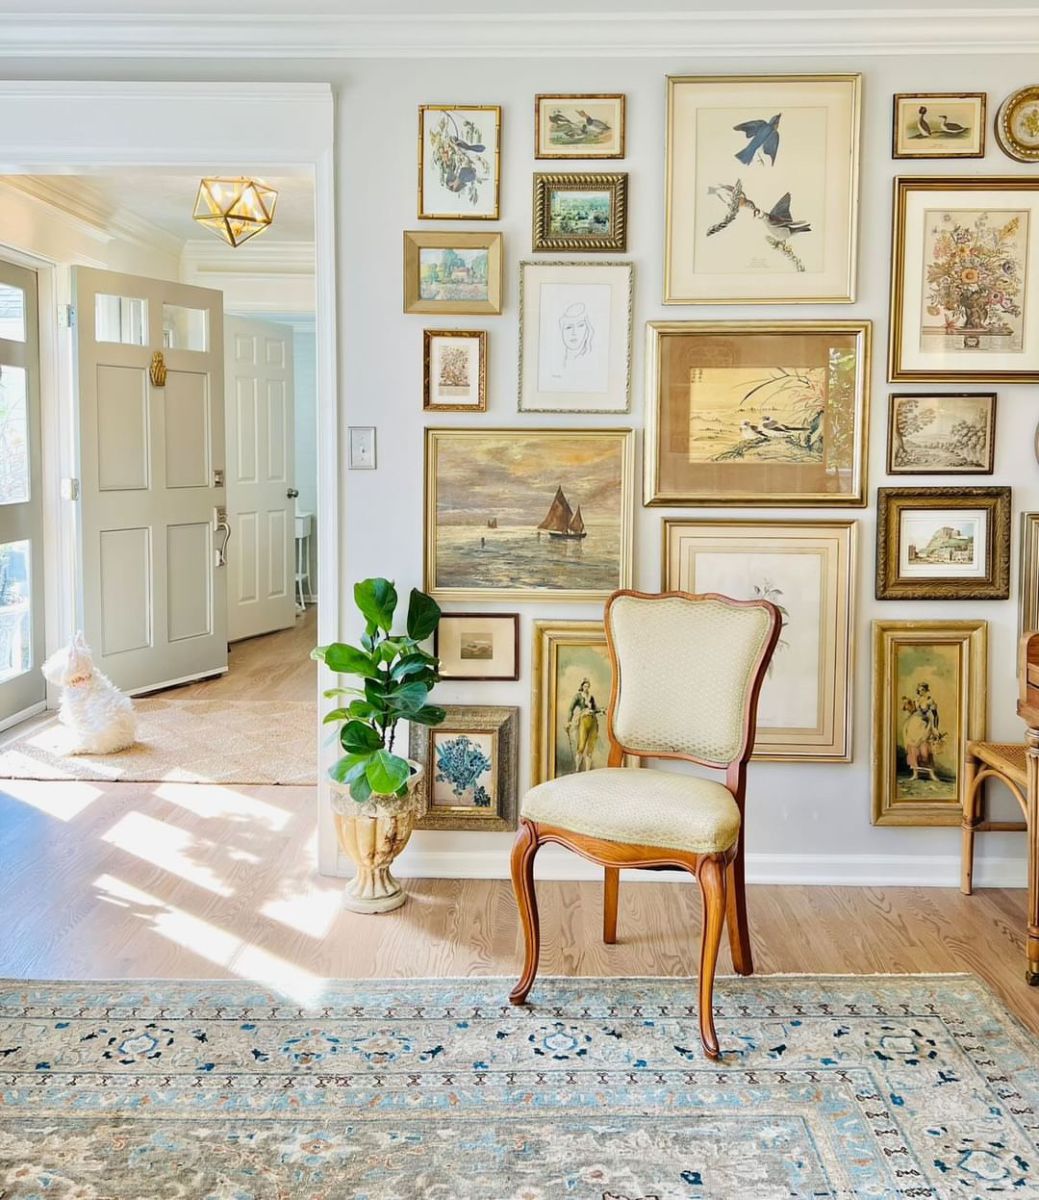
[733,113,782,166]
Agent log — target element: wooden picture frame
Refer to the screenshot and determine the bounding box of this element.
[423,330,487,412]
[663,519,856,761]
[1019,513,1039,635]
[889,177,1039,383]
[434,612,519,681]
[875,486,1011,600]
[532,172,627,252]
[644,320,870,507]
[886,392,996,475]
[410,705,518,832]
[892,93,986,159]
[403,231,502,316]
[534,93,625,159]
[417,104,501,220]
[871,619,987,826]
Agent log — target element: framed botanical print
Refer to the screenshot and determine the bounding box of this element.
[418,105,500,220]
[875,486,1011,600]
[886,393,996,475]
[534,94,625,159]
[518,260,633,413]
[404,231,502,316]
[664,74,861,304]
[889,177,1039,383]
[424,427,635,603]
[892,93,986,159]
[663,519,856,761]
[871,620,987,826]
[532,173,627,252]
[410,705,518,832]
[435,612,519,681]
[644,320,870,506]
[423,330,487,412]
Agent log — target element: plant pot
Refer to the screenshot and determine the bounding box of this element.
[331,761,424,914]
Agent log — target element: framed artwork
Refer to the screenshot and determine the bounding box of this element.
[534,94,625,159]
[435,612,519,681]
[875,486,1011,601]
[886,393,996,475]
[418,105,500,220]
[644,320,870,506]
[663,519,856,761]
[403,231,502,316]
[664,74,861,304]
[532,173,627,252]
[518,260,633,413]
[871,619,987,826]
[425,427,635,603]
[892,93,986,159]
[1019,513,1039,635]
[889,177,1039,383]
[994,86,1039,163]
[410,705,518,832]
[423,330,487,412]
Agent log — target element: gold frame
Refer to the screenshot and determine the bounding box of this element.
[534,93,625,160]
[886,392,996,475]
[891,92,986,160]
[1018,513,1039,635]
[403,231,503,316]
[422,329,487,412]
[871,619,987,826]
[662,518,857,762]
[532,172,628,252]
[664,73,861,305]
[876,486,1011,601]
[994,86,1039,163]
[417,104,501,220]
[888,176,1039,383]
[424,426,635,603]
[644,319,871,507]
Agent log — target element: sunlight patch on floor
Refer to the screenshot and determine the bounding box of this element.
[0,777,103,820]
[155,781,291,831]
[101,811,233,897]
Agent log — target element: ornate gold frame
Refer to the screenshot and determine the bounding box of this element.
[532,172,627,252]
[534,93,625,160]
[875,486,1011,601]
[871,619,987,826]
[417,104,501,220]
[403,231,502,315]
[891,93,986,160]
[994,86,1039,163]
[1019,513,1039,635]
[422,329,487,412]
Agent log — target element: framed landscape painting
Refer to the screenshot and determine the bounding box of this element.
[892,93,986,159]
[425,427,635,603]
[418,105,500,220]
[518,260,633,413]
[889,177,1039,382]
[664,74,861,303]
[423,330,487,412]
[663,519,856,761]
[404,231,502,315]
[533,173,627,252]
[534,94,625,159]
[872,620,987,826]
[644,320,870,506]
[887,393,995,474]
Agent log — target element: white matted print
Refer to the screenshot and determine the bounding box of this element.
[418,105,500,220]
[898,509,987,579]
[519,260,633,413]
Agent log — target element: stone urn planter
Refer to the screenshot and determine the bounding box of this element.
[332,761,424,914]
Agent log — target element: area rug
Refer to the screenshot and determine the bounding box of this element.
[0,976,1036,1198]
[0,698,317,785]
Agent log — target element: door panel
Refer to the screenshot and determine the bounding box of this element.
[97,366,150,491]
[167,522,212,641]
[164,372,210,488]
[99,526,151,656]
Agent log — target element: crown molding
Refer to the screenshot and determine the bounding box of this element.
[0,9,1037,58]
[181,238,315,277]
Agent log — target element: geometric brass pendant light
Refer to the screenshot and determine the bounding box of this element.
[192,176,278,248]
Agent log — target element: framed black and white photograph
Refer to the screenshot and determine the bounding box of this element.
[435,612,519,680]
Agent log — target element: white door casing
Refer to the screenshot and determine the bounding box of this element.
[73,266,228,693]
[224,316,296,642]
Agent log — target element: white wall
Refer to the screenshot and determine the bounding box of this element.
[294,326,318,598]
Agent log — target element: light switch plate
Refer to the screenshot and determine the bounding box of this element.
[348,425,377,470]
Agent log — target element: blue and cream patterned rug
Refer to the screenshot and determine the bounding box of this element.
[1,975,1036,1198]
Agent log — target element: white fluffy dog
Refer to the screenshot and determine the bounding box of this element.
[42,632,137,754]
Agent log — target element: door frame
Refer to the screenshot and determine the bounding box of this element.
[0,82,341,872]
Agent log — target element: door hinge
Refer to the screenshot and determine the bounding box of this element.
[60,477,80,501]
[59,304,76,329]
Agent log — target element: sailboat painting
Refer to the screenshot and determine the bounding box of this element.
[425,428,635,601]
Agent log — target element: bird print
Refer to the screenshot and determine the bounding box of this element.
[733,113,781,166]
[577,109,611,138]
[740,419,767,442]
[705,179,747,236]
[760,192,811,240]
[916,105,932,138]
[937,113,969,137]
[760,414,809,436]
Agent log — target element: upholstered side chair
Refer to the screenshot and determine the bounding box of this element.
[509,589,780,1058]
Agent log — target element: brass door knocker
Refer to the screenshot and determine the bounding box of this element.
[149,351,167,387]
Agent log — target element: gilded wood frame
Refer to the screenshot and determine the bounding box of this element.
[417,104,501,220]
[1019,513,1039,635]
[871,619,987,826]
[532,172,628,252]
[533,93,625,160]
[403,231,503,315]
[875,486,1011,600]
[422,329,487,412]
[891,92,986,160]
[434,612,520,681]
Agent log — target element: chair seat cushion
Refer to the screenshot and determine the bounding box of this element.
[521,767,740,856]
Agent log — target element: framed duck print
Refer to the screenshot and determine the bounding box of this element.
[889,177,1039,383]
[418,105,500,220]
[644,320,870,506]
[663,519,856,761]
[892,93,986,159]
[534,94,625,159]
[664,74,861,304]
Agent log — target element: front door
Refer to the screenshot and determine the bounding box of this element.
[0,258,45,723]
[72,267,228,693]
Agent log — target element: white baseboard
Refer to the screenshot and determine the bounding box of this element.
[392,845,1027,889]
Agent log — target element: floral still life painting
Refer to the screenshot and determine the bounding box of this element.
[419,105,500,219]
[887,393,995,474]
[434,731,494,808]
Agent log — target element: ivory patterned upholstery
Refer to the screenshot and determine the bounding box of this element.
[521,767,741,854]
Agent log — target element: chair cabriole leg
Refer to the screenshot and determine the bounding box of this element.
[725,831,753,975]
[603,866,619,944]
[697,854,727,1060]
[509,819,542,1005]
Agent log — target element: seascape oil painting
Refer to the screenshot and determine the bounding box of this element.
[426,429,633,600]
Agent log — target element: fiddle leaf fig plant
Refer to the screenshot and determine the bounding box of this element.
[313,578,445,803]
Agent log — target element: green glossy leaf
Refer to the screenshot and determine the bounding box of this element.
[388,680,430,712]
[323,686,364,699]
[329,751,370,784]
[354,578,398,633]
[345,700,379,721]
[340,720,383,754]
[365,750,410,795]
[406,588,441,641]
[320,642,375,675]
[349,771,374,803]
[408,704,447,727]
[390,655,435,682]
[322,707,351,725]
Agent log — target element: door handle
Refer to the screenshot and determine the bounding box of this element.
[287,488,299,499]
[214,506,231,568]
